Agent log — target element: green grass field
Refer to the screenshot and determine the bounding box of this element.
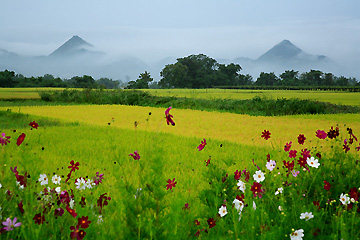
[0,89,359,239]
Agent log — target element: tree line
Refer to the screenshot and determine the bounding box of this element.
[1,53,359,89]
[0,70,122,89]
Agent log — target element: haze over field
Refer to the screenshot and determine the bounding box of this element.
[0,0,359,81]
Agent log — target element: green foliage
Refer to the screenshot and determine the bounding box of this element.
[126,71,153,89]
[38,89,360,116]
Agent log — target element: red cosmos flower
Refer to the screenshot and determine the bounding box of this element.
[54,208,64,217]
[324,180,331,191]
[316,153,322,159]
[242,169,250,182]
[297,157,307,168]
[316,130,327,139]
[283,160,295,172]
[284,141,292,152]
[165,106,175,126]
[166,178,177,190]
[197,138,207,151]
[79,196,86,208]
[16,133,26,146]
[349,187,359,201]
[313,201,321,209]
[250,182,264,198]
[327,126,340,139]
[66,205,78,218]
[207,218,216,228]
[182,203,190,210]
[301,149,311,159]
[236,194,245,202]
[68,160,80,172]
[289,150,297,159]
[77,216,91,229]
[129,151,141,160]
[29,121,39,129]
[297,134,306,145]
[261,130,271,140]
[97,193,111,214]
[205,157,211,166]
[33,213,45,225]
[70,225,83,240]
[194,220,200,225]
[0,133,11,146]
[234,170,241,180]
[18,200,24,215]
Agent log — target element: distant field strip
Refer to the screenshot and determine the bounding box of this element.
[1,88,359,106]
[145,89,360,106]
[2,105,359,148]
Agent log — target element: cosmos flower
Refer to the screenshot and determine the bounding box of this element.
[306,157,320,168]
[261,130,271,140]
[275,187,283,195]
[218,205,228,217]
[300,212,314,221]
[29,121,39,129]
[289,150,297,159]
[339,193,350,205]
[233,199,244,212]
[16,133,26,146]
[68,160,80,172]
[38,174,48,185]
[237,180,246,193]
[253,170,265,183]
[33,213,45,225]
[290,229,304,240]
[250,182,264,198]
[207,218,216,228]
[197,138,207,151]
[284,141,292,152]
[78,216,91,229]
[165,107,175,126]
[316,130,327,139]
[324,180,331,191]
[166,178,177,190]
[0,133,11,146]
[52,175,61,185]
[266,160,276,171]
[75,178,87,191]
[129,151,140,160]
[297,134,306,145]
[2,217,21,231]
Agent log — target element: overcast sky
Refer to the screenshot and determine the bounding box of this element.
[1,0,359,70]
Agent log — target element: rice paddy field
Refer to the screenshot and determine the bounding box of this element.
[0,88,359,239]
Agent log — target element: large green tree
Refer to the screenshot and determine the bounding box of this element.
[127,71,153,89]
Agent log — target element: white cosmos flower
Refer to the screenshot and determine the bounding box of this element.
[218,205,228,217]
[85,179,94,189]
[97,215,103,225]
[253,170,265,183]
[339,193,350,205]
[306,157,320,168]
[38,174,48,185]
[0,183,2,188]
[275,187,283,195]
[237,180,246,192]
[52,175,61,185]
[69,199,75,208]
[290,229,304,240]
[266,160,276,171]
[233,199,244,212]
[55,187,61,194]
[75,178,86,190]
[253,201,256,210]
[278,205,283,211]
[300,212,314,221]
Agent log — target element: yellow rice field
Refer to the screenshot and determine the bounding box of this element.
[2,105,359,148]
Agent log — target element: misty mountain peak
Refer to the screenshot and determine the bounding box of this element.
[49,35,94,57]
[256,39,303,63]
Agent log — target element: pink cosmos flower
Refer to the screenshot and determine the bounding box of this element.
[197,138,206,151]
[297,134,306,145]
[165,107,175,126]
[129,151,140,160]
[0,133,11,146]
[166,178,177,190]
[266,160,276,171]
[2,217,22,231]
[316,130,327,139]
[291,170,300,177]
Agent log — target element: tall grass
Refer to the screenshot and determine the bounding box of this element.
[0,110,359,239]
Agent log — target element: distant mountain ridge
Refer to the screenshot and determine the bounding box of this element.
[0,37,355,81]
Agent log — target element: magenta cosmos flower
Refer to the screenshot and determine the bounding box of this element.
[2,217,22,231]
[0,133,11,146]
[129,151,140,160]
[316,130,327,139]
[166,178,177,190]
[197,138,206,151]
[165,107,175,126]
[261,130,271,140]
